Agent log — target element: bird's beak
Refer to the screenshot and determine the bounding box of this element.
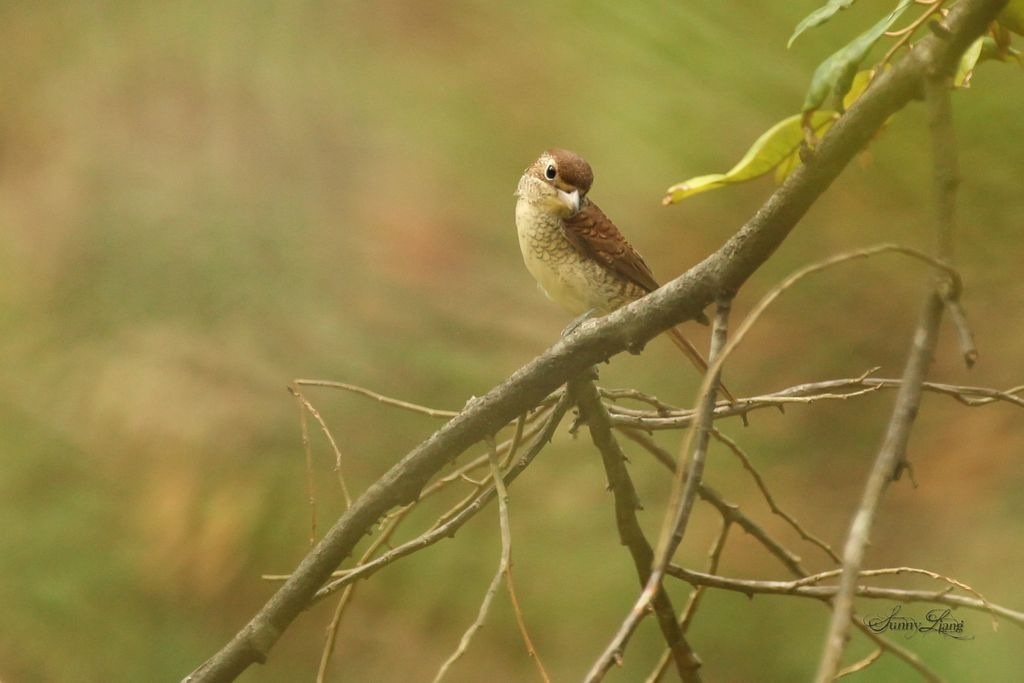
[556,188,581,214]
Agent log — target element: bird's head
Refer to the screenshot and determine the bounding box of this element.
[516,148,594,217]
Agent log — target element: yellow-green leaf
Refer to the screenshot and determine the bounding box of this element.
[802,0,912,113]
[841,68,881,110]
[955,36,987,87]
[663,111,837,204]
[775,115,838,183]
[788,0,859,49]
[955,35,1022,87]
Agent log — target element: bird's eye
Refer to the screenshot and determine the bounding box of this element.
[545,164,556,180]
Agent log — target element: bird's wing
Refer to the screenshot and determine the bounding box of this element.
[561,201,661,293]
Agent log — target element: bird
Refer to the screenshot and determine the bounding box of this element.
[514,148,731,399]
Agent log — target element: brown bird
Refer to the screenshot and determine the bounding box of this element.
[515,148,731,398]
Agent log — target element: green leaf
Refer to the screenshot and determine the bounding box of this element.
[955,36,1023,87]
[801,0,912,113]
[663,111,837,204]
[788,0,859,49]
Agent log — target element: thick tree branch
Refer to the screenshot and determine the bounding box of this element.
[183,1,1007,679]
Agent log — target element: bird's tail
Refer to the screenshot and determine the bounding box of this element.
[665,327,735,403]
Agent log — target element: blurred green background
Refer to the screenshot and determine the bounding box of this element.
[2,1,1022,681]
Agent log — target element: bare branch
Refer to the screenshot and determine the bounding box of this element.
[431,440,513,682]
[293,388,318,545]
[620,384,975,681]
[815,24,982,678]
[183,3,1009,678]
[294,378,460,419]
[589,240,968,679]
[853,623,941,682]
[263,409,550,583]
[570,372,702,682]
[836,649,882,680]
[599,387,681,414]
[646,515,731,683]
[816,291,946,680]
[312,395,572,601]
[945,296,978,367]
[505,549,551,683]
[289,385,353,510]
[697,483,807,577]
[586,298,729,682]
[607,375,1024,431]
[710,429,840,563]
[667,566,1024,628]
[615,428,809,575]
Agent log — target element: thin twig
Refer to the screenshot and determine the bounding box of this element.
[585,299,730,682]
[312,393,573,601]
[307,412,540,679]
[662,297,731,553]
[488,435,552,683]
[313,492,420,680]
[815,292,946,681]
[505,557,551,683]
[629,430,964,681]
[289,385,352,509]
[697,483,807,577]
[293,388,317,545]
[616,427,810,576]
[944,296,978,366]
[646,516,731,683]
[615,427,678,471]
[606,375,1023,431]
[570,371,702,681]
[294,378,461,418]
[853,620,941,681]
[666,565,1023,628]
[711,429,840,563]
[836,649,882,679]
[792,566,998,628]
[263,410,555,585]
[599,387,681,414]
[881,0,946,64]
[315,581,357,682]
[683,521,730,634]
[431,439,513,683]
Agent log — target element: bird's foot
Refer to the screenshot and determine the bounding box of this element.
[561,309,598,337]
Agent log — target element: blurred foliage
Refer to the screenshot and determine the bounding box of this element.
[1,1,1022,681]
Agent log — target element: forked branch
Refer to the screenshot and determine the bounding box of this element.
[184,2,1009,679]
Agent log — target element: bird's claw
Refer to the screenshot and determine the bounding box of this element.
[561,308,599,337]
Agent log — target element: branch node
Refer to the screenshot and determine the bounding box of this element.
[927,19,953,39]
